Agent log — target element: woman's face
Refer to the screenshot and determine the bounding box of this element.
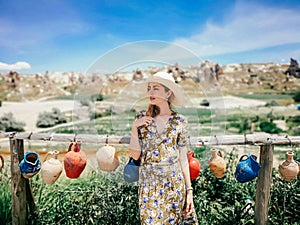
[147,82,171,105]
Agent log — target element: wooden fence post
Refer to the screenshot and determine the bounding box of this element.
[254,144,273,225]
[10,138,27,225]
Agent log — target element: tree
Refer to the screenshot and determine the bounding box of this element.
[36,108,67,128]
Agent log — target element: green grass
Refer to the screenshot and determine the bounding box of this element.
[234,93,293,100]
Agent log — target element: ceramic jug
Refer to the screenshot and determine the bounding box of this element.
[235,154,261,183]
[187,151,200,179]
[0,155,4,172]
[41,150,63,184]
[64,142,87,179]
[209,148,226,178]
[19,151,41,179]
[124,157,141,182]
[96,144,119,171]
[278,151,299,181]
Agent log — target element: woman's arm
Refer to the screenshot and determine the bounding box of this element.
[129,126,141,160]
[129,116,153,160]
[179,146,194,216]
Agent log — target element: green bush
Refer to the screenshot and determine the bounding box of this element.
[36,108,67,128]
[0,112,25,132]
[0,162,12,225]
[29,168,140,225]
[292,91,300,103]
[228,119,251,133]
[288,115,300,123]
[269,171,300,225]
[1,149,299,225]
[91,94,104,102]
[259,121,282,134]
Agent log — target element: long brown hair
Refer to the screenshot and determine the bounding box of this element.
[145,84,174,117]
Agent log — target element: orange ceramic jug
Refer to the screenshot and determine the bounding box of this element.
[64,142,87,179]
[279,151,299,181]
[209,148,226,178]
[41,150,63,184]
[187,151,200,179]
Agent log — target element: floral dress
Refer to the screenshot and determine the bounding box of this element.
[138,112,198,225]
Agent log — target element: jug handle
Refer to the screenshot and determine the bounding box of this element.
[187,150,194,157]
[0,155,4,168]
[43,151,51,163]
[68,142,74,152]
[250,154,258,161]
[239,154,249,162]
[43,150,60,162]
[217,150,223,157]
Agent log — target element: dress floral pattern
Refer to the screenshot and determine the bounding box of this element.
[138,112,198,225]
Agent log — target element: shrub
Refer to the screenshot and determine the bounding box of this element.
[292,91,300,103]
[29,167,140,225]
[269,171,300,225]
[36,108,67,128]
[288,115,300,123]
[259,121,282,134]
[0,112,25,132]
[0,162,12,225]
[228,119,251,133]
[91,94,104,102]
[1,148,298,225]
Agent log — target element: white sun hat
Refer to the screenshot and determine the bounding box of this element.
[145,71,184,106]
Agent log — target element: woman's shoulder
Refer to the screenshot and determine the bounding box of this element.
[172,112,187,122]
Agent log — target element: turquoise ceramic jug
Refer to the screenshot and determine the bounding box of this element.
[124,157,140,183]
[235,154,261,183]
[19,151,41,179]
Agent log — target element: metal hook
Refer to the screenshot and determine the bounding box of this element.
[285,135,292,147]
[244,134,247,144]
[214,135,219,145]
[49,133,54,141]
[105,134,109,145]
[28,132,33,139]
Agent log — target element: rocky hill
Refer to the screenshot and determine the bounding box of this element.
[0,61,299,102]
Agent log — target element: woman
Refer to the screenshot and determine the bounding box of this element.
[129,71,198,224]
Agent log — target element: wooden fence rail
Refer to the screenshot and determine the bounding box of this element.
[1,131,300,225]
[2,131,300,145]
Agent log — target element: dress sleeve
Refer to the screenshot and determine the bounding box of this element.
[177,116,189,147]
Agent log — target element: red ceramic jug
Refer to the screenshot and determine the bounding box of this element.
[0,155,4,172]
[64,142,87,179]
[187,151,200,179]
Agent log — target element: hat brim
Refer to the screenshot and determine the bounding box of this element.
[136,76,185,107]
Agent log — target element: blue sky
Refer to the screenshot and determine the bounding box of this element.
[0,0,300,73]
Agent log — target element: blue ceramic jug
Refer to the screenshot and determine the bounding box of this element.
[235,154,261,183]
[124,157,140,183]
[19,151,41,179]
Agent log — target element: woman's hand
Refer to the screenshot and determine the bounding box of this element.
[182,191,194,216]
[132,116,154,129]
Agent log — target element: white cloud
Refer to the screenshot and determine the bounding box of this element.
[0,61,31,70]
[173,2,300,57]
